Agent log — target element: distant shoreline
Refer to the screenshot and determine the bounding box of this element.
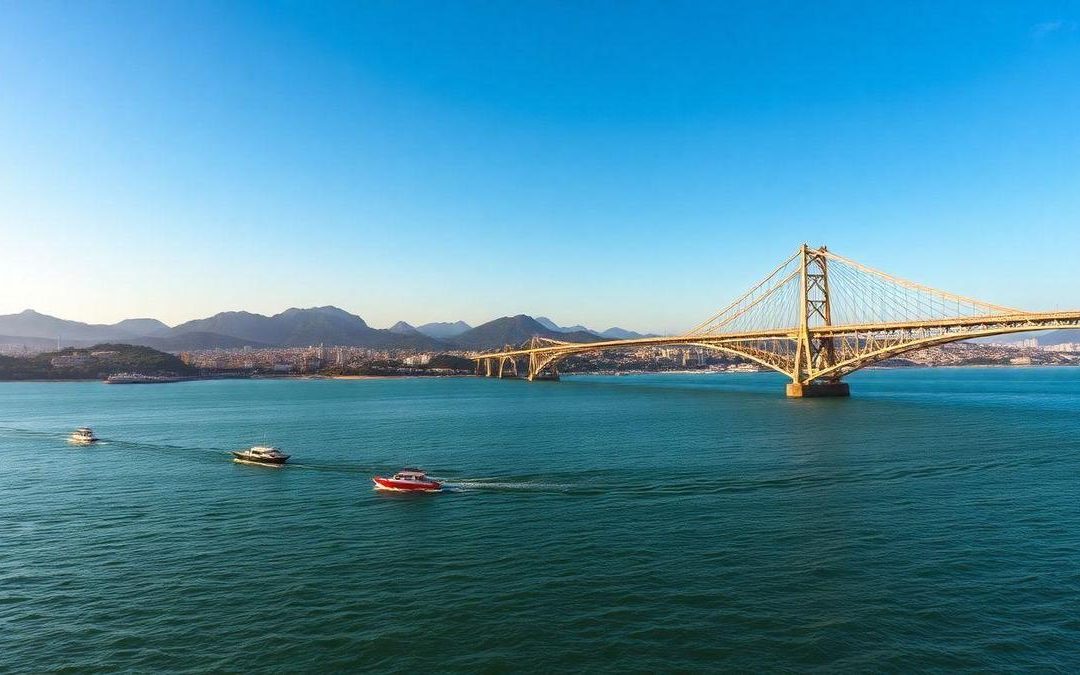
[330,375,400,380]
[0,362,1077,384]
[0,373,473,383]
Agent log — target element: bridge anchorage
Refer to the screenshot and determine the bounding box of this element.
[473,244,1080,397]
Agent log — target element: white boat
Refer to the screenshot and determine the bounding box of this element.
[231,445,290,466]
[105,373,185,384]
[68,427,98,445]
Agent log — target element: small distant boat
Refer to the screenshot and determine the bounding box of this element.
[372,468,442,492]
[105,373,186,384]
[231,446,290,466]
[68,427,99,445]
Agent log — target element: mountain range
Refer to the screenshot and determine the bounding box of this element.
[386,320,475,339]
[534,317,651,340]
[451,315,601,350]
[0,308,646,352]
[5,307,1074,353]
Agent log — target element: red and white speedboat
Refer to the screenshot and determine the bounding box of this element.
[372,468,442,492]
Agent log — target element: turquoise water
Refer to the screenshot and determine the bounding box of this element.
[2,368,1080,672]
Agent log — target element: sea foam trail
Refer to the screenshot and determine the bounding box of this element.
[286,462,382,474]
[446,480,575,492]
[0,426,72,440]
[102,438,233,455]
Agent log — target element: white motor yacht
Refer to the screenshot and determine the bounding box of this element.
[68,427,99,445]
[231,446,290,466]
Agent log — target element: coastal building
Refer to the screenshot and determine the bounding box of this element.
[50,354,93,368]
[1044,343,1080,352]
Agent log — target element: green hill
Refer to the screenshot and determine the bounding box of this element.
[0,344,196,381]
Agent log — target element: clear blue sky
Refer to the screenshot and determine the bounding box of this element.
[1,1,1078,333]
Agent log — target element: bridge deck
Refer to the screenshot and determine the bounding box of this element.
[473,311,1080,360]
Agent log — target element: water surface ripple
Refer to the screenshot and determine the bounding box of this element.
[2,368,1080,671]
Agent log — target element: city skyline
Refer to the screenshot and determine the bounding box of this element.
[3,2,1080,334]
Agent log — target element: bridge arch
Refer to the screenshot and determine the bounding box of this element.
[811,325,1078,382]
[520,339,796,381]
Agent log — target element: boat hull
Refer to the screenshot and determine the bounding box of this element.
[231,452,289,466]
[372,476,442,492]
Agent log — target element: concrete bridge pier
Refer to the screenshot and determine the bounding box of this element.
[786,381,851,398]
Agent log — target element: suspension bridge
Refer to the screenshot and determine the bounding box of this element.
[472,244,1080,396]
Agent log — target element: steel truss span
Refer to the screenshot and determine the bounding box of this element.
[472,245,1080,396]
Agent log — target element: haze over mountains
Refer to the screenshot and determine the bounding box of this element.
[979,330,1080,346]
[0,308,652,352]
[414,321,474,339]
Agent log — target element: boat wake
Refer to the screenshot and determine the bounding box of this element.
[287,462,383,475]
[445,479,575,493]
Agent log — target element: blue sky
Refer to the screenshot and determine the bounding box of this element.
[1,1,1078,333]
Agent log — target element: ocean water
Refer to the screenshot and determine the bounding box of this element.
[2,368,1080,672]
